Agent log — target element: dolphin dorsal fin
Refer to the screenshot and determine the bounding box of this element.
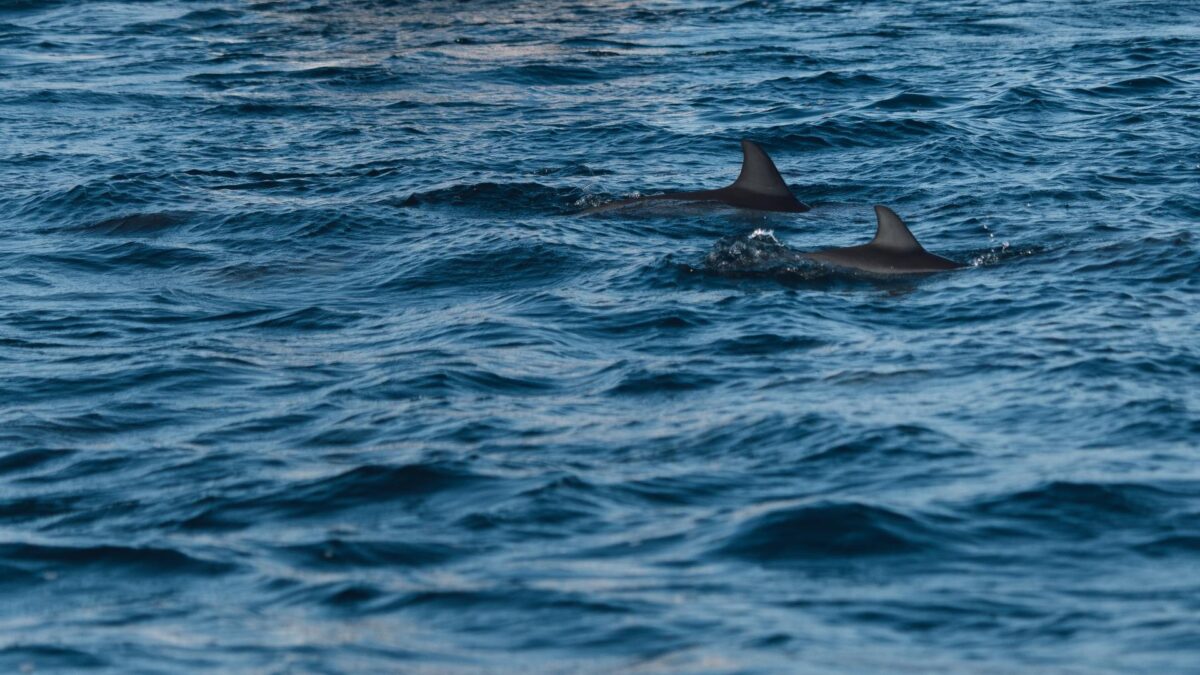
[730,140,794,197]
[870,205,924,251]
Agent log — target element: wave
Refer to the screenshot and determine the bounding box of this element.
[399,181,587,214]
[201,100,327,116]
[81,212,186,235]
[605,368,721,396]
[868,92,963,111]
[0,645,106,671]
[383,239,585,292]
[273,538,469,569]
[765,70,885,89]
[184,64,402,90]
[1084,75,1183,97]
[285,64,397,86]
[749,116,952,150]
[965,481,1191,543]
[695,332,826,356]
[485,64,610,85]
[0,448,73,476]
[180,463,489,530]
[0,542,233,576]
[715,501,941,562]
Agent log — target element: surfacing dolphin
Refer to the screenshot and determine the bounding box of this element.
[800,205,964,274]
[581,140,810,214]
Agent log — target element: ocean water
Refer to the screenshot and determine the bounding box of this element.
[1,0,1198,671]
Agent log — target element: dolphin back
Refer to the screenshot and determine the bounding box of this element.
[730,140,795,199]
[870,205,924,251]
[801,205,964,273]
[579,139,809,214]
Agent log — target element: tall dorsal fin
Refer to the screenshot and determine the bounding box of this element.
[870,205,924,251]
[730,140,794,197]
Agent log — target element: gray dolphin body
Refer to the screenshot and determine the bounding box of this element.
[581,140,809,214]
[800,205,964,274]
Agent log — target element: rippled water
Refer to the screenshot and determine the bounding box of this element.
[2,0,1199,671]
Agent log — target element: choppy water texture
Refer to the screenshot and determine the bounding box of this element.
[2,0,1199,672]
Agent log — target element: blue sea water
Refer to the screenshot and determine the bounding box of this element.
[1,0,1199,671]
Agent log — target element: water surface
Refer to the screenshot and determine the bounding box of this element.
[1,0,1199,671]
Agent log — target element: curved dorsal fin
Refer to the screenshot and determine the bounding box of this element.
[870,205,924,251]
[730,140,794,197]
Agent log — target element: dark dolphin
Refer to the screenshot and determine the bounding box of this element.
[581,140,810,214]
[800,205,964,274]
